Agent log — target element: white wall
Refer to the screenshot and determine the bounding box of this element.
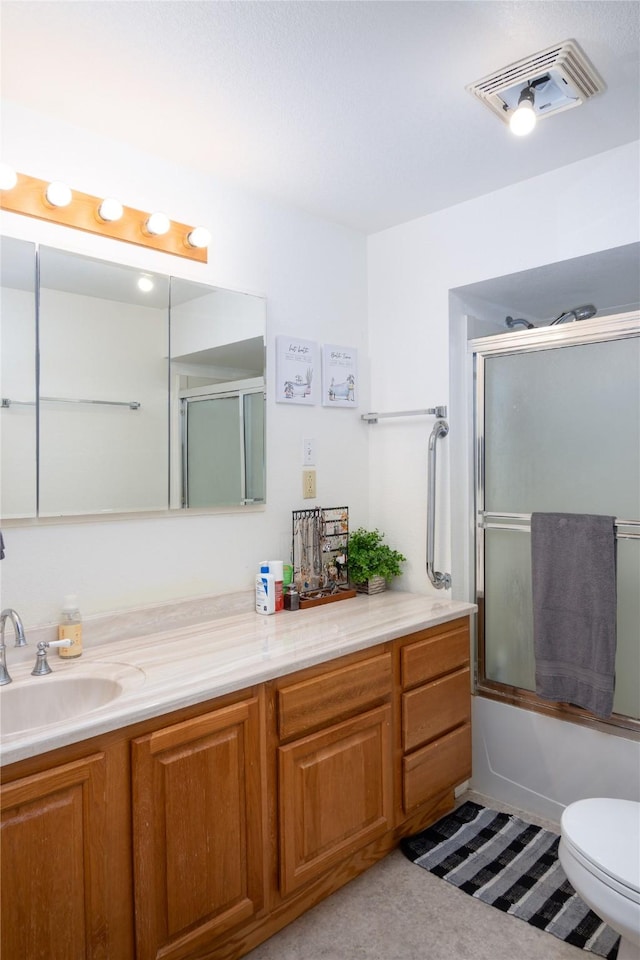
[0,102,369,625]
[367,140,640,817]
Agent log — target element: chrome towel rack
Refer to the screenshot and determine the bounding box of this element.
[361,405,447,424]
[480,511,640,541]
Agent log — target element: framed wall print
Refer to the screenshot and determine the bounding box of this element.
[322,344,357,407]
[276,336,318,404]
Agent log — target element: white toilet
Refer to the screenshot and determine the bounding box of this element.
[559,798,640,960]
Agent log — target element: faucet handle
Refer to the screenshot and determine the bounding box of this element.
[31,639,72,676]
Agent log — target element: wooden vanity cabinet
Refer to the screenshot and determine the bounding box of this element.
[0,746,129,960]
[131,693,266,960]
[398,617,472,815]
[0,612,472,960]
[275,650,394,896]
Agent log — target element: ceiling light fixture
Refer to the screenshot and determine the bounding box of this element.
[0,171,209,262]
[509,85,537,136]
[466,39,605,134]
[137,275,155,293]
[97,197,124,223]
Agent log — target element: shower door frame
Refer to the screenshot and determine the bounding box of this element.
[470,311,640,736]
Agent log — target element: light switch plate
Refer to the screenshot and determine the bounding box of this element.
[303,438,315,466]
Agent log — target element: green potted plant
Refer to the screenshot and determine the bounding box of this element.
[347,527,406,594]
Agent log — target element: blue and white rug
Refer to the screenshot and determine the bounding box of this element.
[400,801,620,960]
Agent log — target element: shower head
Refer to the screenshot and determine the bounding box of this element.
[550,304,597,325]
[505,316,535,330]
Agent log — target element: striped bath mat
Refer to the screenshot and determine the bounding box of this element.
[400,801,620,960]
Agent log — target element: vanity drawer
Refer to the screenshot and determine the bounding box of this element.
[278,651,392,741]
[402,667,470,753]
[403,722,472,813]
[401,618,469,689]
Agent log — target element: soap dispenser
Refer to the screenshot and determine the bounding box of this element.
[58,595,83,658]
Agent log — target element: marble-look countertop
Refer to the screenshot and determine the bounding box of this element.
[0,591,475,766]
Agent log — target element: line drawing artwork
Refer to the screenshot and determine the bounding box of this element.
[322,345,357,407]
[276,336,318,405]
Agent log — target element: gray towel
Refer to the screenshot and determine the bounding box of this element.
[531,512,617,719]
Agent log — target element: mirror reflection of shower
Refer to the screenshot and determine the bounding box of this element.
[505,304,597,330]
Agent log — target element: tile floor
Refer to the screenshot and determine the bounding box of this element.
[245,792,593,960]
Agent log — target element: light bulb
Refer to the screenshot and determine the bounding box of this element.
[0,163,17,191]
[509,86,537,137]
[145,212,170,236]
[98,197,123,222]
[137,275,154,293]
[45,181,72,207]
[186,226,211,249]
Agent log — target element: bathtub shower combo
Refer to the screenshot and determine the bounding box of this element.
[470,310,640,957]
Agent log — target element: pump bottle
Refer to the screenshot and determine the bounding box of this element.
[58,595,83,658]
[256,567,276,615]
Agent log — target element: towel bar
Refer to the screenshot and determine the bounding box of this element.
[480,512,639,541]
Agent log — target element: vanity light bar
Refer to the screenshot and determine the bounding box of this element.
[0,171,208,263]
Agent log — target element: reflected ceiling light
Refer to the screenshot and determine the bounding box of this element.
[45,180,72,207]
[145,212,171,236]
[186,226,211,249]
[97,197,123,222]
[509,85,537,136]
[137,275,155,293]
[0,163,17,191]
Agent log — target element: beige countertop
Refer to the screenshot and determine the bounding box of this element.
[0,591,475,766]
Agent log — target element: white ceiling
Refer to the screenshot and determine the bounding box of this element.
[1,1,639,234]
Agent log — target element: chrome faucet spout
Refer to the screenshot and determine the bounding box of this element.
[0,608,28,686]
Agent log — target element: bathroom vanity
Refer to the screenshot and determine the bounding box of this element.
[0,592,474,960]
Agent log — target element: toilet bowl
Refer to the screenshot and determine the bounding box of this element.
[559,798,640,960]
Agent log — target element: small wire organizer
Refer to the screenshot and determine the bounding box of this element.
[291,506,355,608]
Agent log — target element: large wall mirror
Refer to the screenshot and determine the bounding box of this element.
[0,237,266,519]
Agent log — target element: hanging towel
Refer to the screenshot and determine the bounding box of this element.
[531,512,617,719]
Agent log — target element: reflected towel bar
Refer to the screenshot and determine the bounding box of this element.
[480,512,639,541]
[2,396,141,410]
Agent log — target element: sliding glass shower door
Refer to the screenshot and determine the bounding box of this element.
[473,314,640,724]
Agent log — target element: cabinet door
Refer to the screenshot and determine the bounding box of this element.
[132,697,265,960]
[279,704,393,896]
[1,753,107,960]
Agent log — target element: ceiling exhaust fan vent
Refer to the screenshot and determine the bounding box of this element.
[466,39,605,125]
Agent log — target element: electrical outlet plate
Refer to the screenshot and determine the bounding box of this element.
[302,469,316,499]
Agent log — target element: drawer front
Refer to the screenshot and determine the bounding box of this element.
[403,722,472,814]
[278,651,392,741]
[401,619,469,689]
[402,667,470,753]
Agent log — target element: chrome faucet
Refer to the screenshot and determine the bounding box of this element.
[0,608,27,686]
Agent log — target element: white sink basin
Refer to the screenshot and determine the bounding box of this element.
[0,662,145,736]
